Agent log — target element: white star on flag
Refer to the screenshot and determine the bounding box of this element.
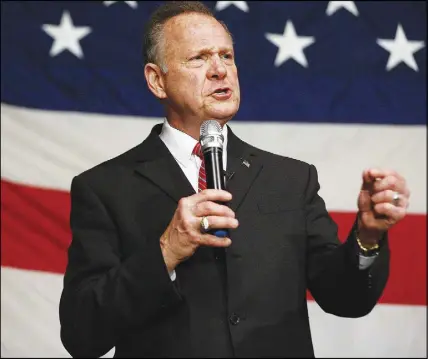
[103,1,138,9]
[326,1,359,16]
[42,11,92,59]
[265,21,315,68]
[215,1,249,13]
[377,23,425,71]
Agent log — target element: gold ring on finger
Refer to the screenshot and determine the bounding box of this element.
[200,216,210,233]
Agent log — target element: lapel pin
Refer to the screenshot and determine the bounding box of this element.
[242,159,250,168]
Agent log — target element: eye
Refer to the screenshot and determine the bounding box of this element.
[222,53,233,60]
[191,55,204,61]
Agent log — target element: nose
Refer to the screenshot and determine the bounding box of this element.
[207,55,227,80]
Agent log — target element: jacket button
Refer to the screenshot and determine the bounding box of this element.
[229,313,240,325]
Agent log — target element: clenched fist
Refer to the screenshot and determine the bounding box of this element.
[357,168,410,244]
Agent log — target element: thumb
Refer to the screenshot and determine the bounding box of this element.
[361,168,374,191]
[358,189,372,212]
[359,169,374,212]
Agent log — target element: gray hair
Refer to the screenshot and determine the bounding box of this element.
[143,1,232,73]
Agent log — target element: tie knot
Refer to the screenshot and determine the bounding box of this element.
[192,142,203,160]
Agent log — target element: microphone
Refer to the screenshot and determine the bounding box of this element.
[199,120,229,238]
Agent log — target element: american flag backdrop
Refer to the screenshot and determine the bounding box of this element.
[1,1,426,357]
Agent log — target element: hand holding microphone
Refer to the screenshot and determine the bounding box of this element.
[160,120,237,273]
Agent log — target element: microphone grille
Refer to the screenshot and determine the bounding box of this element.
[200,120,222,138]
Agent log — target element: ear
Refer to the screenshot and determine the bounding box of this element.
[144,63,167,99]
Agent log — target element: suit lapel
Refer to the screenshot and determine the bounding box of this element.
[133,124,196,203]
[226,126,263,213]
[132,123,263,208]
[135,157,196,203]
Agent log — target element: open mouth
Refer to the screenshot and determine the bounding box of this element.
[211,88,232,99]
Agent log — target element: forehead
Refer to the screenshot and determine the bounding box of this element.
[163,13,233,53]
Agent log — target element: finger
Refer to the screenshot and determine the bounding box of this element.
[366,168,403,181]
[177,190,232,213]
[373,202,406,222]
[371,190,409,208]
[372,175,405,193]
[198,234,232,248]
[199,215,239,230]
[372,176,410,197]
[194,201,235,218]
[193,189,233,204]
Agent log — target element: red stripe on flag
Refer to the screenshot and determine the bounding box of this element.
[1,179,71,274]
[1,179,426,305]
[329,211,426,306]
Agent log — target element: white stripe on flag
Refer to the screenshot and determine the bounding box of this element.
[1,267,425,358]
[1,102,426,214]
[0,267,115,358]
[308,301,427,358]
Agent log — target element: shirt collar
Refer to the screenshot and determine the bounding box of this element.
[159,119,228,168]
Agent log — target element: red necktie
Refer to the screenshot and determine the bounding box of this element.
[192,142,207,192]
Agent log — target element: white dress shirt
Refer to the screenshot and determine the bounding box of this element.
[159,119,228,193]
[158,119,375,281]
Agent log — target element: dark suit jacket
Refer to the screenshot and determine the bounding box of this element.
[59,124,390,358]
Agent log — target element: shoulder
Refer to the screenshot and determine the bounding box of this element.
[241,138,314,174]
[228,125,313,175]
[236,137,319,195]
[72,140,145,190]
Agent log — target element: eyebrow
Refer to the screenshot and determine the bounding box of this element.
[191,46,234,55]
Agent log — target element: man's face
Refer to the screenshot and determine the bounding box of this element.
[161,13,240,126]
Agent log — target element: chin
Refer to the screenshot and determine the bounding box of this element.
[206,103,239,121]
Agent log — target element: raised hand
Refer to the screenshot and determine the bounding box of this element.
[357,168,410,243]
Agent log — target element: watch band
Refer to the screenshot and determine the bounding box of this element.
[356,233,380,257]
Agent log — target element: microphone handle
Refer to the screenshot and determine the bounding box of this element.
[203,147,229,238]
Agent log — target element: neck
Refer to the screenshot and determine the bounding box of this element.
[166,116,227,141]
[166,119,200,140]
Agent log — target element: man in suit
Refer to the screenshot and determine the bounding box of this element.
[59,1,410,358]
